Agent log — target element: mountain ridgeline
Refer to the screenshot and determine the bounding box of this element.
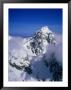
[8,26,62,81]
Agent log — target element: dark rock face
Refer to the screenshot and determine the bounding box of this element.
[25,65,32,74]
[44,53,62,81]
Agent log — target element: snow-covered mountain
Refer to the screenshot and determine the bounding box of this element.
[8,26,62,81]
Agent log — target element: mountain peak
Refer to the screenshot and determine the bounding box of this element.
[40,26,52,34]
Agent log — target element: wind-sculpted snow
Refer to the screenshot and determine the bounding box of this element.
[8,26,62,81]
